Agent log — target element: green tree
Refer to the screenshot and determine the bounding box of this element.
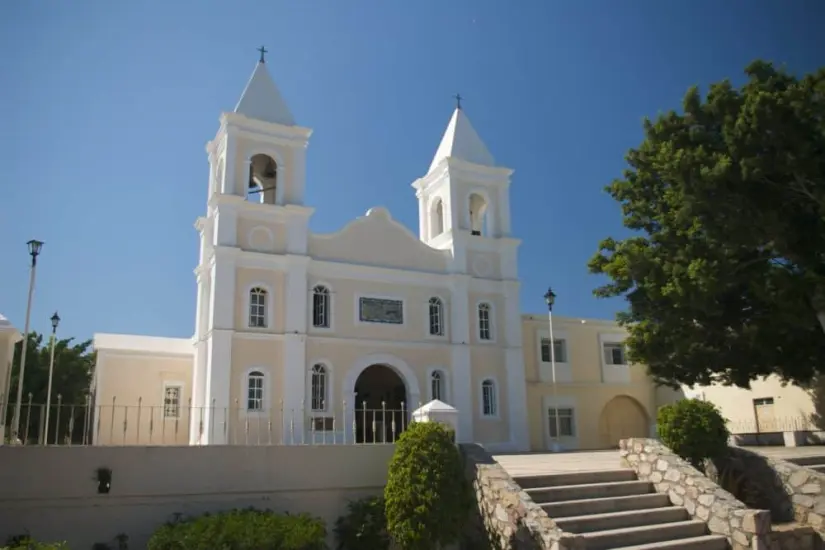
[384,421,471,550]
[589,60,825,388]
[5,332,95,444]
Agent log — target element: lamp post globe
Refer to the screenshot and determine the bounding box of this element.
[51,312,61,330]
[544,287,556,310]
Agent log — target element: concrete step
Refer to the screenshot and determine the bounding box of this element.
[541,493,671,518]
[809,464,825,473]
[526,480,653,503]
[787,455,825,466]
[581,520,708,550]
[612,534,729,550]
[554,506,689,533]
[514,468,637,489]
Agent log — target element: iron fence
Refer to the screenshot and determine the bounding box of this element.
[0,393,418,446]
[726,415,822,435]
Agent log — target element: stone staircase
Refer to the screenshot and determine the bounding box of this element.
[514,469,728,550]
[786,454,825,474]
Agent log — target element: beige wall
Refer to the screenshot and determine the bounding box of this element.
[0,444,393,549]
[522,316,657,451]
[0,329,19,442]
[685,376,818,433]
[94,351,193,445]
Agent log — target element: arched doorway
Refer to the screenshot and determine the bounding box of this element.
[354,364,407,443]
[598,395,649,448]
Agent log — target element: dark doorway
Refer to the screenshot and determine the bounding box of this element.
[354,364,407,443]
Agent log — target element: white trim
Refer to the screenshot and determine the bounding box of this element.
[162,381,186,420]
[93,333,194,356]
[308,281,335,333]
[240,366,270,417]
[426,367,451,404]
[247,225,276,252]
[354,293,407,327]
[424,295,448,340]
[475,300,496,344]
[307,359,334,414]
[244,281,275,330]
[479,377,500,419]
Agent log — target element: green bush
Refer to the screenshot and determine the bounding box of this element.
[384,421,472,550]
[657,399,729,467]
[333,495,389,550]
[146,508,327,550]
[2,536,69,550]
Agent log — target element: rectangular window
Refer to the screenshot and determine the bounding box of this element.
[753,397,774,406]
[540,338,567,363]
[482,382,497,416]
[359,297,404,324]
[247,374,264,411]
[547,407,575,437]
[163,385,182,419]
[603,343,626,365]
[311,417,335,432]
[478,304,492,341]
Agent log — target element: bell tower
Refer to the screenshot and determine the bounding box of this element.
[191,48,314,444]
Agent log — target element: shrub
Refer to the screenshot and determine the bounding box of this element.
[2,536,69,550]
[333,495,389,550]
[146,508,327,550]
[657,399,729,467]
[384,421,472,550]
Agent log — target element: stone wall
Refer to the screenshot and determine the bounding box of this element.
[460,444,584,550]
[765,524,816,550]
[620,438,771,550]
[728,447,825,537]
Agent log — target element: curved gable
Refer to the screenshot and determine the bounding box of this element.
[309,207,450,272]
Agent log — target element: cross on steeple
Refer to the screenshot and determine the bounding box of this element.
[257,45,268,64]
[454,93,463,110]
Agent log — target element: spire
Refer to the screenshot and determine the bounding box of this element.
[233,50,295,126]
[428,105,495,173]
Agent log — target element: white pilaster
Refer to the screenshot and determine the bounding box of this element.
[417,192,428,241]
[203,330,233,444]
[207,257,236,331]
[213,209,238,247]
[284,259,308,332]
[221,132,237,195]
[497,185,512,237]
[290,146,307,204]
[189,340,208,444]
[283,333,306,442]
[502,281,522,347]
[505,347,529,451]
[286,216,309,255]
[450,346,473,443]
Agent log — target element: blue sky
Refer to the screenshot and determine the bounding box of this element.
[1,1,823,342]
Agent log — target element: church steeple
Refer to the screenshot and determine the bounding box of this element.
[233,53,296,126]
[428,106,495,174]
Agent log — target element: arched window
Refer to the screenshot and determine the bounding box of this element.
[478,302,492,341]
[469,193,488,236]
[481,379,497,416]
[247,154,278,204]
[247,370,265,412]
[311,364,327,411]
[431,370,445,401]
[312,285,330,328]
[430,198,444,238]
[428,297,444,336]
[249,287,268,328]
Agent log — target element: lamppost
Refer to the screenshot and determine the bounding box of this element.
[11,240,43,444]
[44,311,60,445]
[544,287,562,453]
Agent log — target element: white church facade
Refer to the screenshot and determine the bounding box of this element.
[89,56,665,452]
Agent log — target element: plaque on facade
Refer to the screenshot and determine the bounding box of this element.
[359,297,404,324]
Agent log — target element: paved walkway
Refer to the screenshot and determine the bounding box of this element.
[493,450,623,476]
[739,446,825,459]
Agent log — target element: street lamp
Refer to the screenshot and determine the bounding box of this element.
[544,287,562,453]
[44,311,60,445]
[11,240,43,444]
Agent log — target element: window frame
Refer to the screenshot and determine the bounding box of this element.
[241,367,269,417]
[428,368,449,403]
[245,282,273,330]
[546,406,576,438]
[477,301,495,343]
[310,363,329,413]
[480,378,499,418]
[426,296,447,338]
[311,284,332,330]
[162,382,184,420]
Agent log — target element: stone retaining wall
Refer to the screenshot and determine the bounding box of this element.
[460,444,584,550]
[620,438,771,550]
[728,447,825,538]
[765,524,816,550]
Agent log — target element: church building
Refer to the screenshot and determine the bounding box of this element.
[90,54,662,452]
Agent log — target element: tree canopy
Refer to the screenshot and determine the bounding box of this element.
[589,60,825,388]
[5,332,95,443]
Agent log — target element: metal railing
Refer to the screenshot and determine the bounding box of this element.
[727,416,823,435]
[0,393,417,446]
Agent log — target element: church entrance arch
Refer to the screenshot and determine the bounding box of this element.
[344,354,421,444]
[354,365,406,443]
[598,395,650,448]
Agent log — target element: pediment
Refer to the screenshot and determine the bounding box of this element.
[308,207,450,272]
